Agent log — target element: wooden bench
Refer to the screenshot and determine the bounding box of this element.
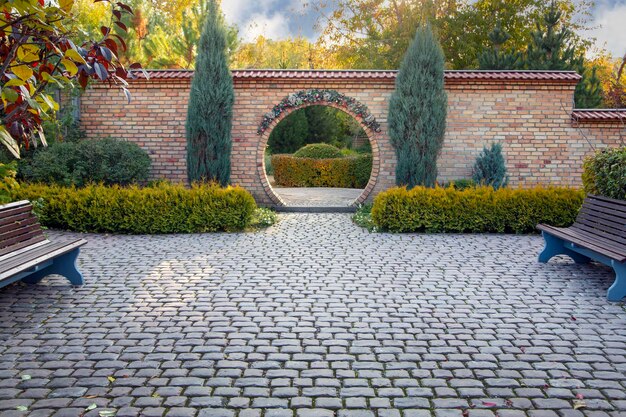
[0,200,86,289]
[537,194,626,302]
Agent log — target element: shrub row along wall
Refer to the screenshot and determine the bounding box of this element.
[372,186,584,233]
[15,183,256,233]
[79,70,625,205]
[272,154,372,188]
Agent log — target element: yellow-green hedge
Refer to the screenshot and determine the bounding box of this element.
[272,154,372,188]
[14,182,257,234]
[371,186,584,233]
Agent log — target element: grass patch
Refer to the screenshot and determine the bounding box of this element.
[352,203,377,232]
[250,207,278,229]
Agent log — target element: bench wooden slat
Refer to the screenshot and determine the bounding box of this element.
[580,204,626,224]
[579,206,626,225]
[540,226,626,262]
[571,223,626,248]
[576,207,626,229]
[0,229,46,253]
[537,224,625,262]
[0,203,32,222]
[0,239,85,280]
[0,213,36,234]
[0,207,34,227]
[563,226,626,254]
[0,234,47,257]
[575,215,626,241]
[0,200,46,255]
[584,196,626,215]
[0,200,87,287]
[0,223,43,246]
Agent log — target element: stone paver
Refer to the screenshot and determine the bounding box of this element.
[273,187,363,207]
[0,213,624,417]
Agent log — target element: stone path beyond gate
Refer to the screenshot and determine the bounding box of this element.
[0,214,624,417]
[272,188,363,207]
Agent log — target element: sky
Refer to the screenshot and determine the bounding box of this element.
[221,0,626,58]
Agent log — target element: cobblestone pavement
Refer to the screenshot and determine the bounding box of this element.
[273,188,363,207]
[0,214,625,417]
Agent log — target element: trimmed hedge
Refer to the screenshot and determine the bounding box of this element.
[293,143,343,159]
[18,138,151,187]
[272,154,372,188]
[371,186,584,233]
[582,146,625,200]
[14,182,256,234]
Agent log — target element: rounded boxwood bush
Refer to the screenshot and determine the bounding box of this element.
[293,143,343,159]
[18,138,151,187]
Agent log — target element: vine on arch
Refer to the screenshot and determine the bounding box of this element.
[257,89,381,135]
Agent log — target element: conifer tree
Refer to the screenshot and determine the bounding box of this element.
[478,23,521,70]
[472,143,509,190]
[521,1,603,108]
[185,0,234,185]
[388,25,447,188]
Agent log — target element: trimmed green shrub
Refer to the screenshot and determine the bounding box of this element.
[13,182,256,234]
[272,154,372,188]
[18,138,151,187]
[293,143,343,159]
[443,179,476,190]
[371,186,583,234]
[582,146,626,201]
[472,143,509,189]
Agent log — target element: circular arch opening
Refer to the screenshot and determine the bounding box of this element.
[257,100,381,207]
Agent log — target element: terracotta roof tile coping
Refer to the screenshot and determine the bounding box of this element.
[572,109,626,122]
[133,69,582,83]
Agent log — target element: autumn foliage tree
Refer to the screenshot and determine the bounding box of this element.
[0,0,142,157]
[604,54,626,109]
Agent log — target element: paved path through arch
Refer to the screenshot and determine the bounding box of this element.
[0,214,624,416]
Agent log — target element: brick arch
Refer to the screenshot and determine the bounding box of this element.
[257,101,382,206]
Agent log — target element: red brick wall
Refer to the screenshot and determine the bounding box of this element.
[80,77,624,205]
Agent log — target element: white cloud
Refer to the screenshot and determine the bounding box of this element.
[220,0,252,24]
[585,1,626,58]
[221,0,314,42]
[243,13,292,42]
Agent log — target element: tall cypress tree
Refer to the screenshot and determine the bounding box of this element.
[522,1,603,108]
[388,25,447,188]
[185,0,234,185]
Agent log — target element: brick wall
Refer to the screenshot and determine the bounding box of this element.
[80,75,624,206]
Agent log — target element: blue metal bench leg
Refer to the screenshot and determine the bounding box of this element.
[607,261,626,302]
[538,232,591,264]
[22,249,84,286]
